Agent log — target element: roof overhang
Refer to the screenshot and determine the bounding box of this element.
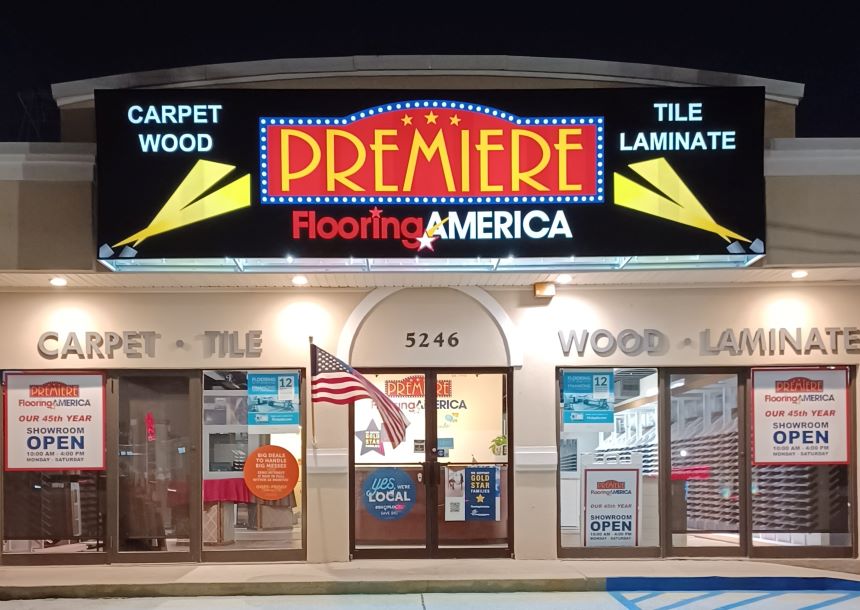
[51,54,805,107]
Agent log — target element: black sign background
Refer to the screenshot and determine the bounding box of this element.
[96,87,764,259]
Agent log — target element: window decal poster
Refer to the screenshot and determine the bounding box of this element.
[247,372,300,426]
[444,466,466,521]
[561,370,615,424]
[752,367,850,465]
[362,467,416,521]
[465,466,499,521]
[582,467,639,547]
[4,373,105,471]
[445,465,501,521]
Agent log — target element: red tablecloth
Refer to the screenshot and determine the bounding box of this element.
[203,478,253,503]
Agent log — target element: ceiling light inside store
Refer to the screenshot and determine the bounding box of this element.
[556,274,572,284]
[49,277,67,287]
[791,270,808,279]
[291,275,308,286]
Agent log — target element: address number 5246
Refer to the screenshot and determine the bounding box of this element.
[404,332,459,348]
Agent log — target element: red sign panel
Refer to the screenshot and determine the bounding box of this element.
[263,102,600,201]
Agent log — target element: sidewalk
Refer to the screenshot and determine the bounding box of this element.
[1,558,859,600]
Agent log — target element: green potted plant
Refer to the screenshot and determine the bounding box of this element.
[489,434,508,456]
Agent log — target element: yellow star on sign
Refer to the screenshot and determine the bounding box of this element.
[401,114,413,126]
[424,111,439,124]
[449,114,461,126]
[475,494,486,503]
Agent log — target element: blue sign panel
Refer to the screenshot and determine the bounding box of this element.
[362,467,416,521]
[561,370,615,424]
[465,466,497,521]
[437,437,455,449]
[247,372,300,425]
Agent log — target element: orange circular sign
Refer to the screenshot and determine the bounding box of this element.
[243,445,299,501]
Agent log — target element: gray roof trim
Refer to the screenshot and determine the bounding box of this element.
[51,54,805,107]
[0,142,95,182]
[766,138,860,176]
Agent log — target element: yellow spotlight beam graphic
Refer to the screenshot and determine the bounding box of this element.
[613,157,750,243]
[113,159,251,248]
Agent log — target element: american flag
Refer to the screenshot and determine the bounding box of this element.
[310,343,410,448]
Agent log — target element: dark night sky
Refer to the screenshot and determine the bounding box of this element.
[1,5,858,140]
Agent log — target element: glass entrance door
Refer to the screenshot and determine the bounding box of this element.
[666,371,746,556]
[435,373,509,552]
[351,370,512,558]
[108,373,200,562]
[352,373,428,553]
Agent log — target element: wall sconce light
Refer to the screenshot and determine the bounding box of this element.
[533,281,556,299]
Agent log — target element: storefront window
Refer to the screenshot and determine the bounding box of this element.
[750,366,851,549]
[3,471,106,554]
[118,376,192,552]
[752,464,850,547]
[202,370,303,552]
[669,373,740,549]
[559,368,659,550]
[2,372,106,555]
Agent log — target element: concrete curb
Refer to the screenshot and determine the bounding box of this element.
[3,575,860,600]
[0,577,606,600]
[607,576,860,592]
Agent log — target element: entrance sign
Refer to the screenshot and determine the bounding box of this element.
[561,370,615,424]
[362,467,416,521]
[4,373,105,471]
[243,444,300,501]
[96,88,764,260]
[582,466,640,547]
[752,367,850,465]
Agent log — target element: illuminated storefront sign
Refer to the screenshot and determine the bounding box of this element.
[95,88,764,259]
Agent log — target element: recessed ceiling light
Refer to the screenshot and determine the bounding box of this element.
[49,277,67,287]
[556,273,572,284]
[291,275,308,286]
[791,270,808,279]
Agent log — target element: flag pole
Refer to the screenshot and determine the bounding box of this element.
[309,336,317,447]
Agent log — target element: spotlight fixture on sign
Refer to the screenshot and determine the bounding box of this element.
[49,277,67,287]
[292,275,308,286]
[791,270,808,279]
